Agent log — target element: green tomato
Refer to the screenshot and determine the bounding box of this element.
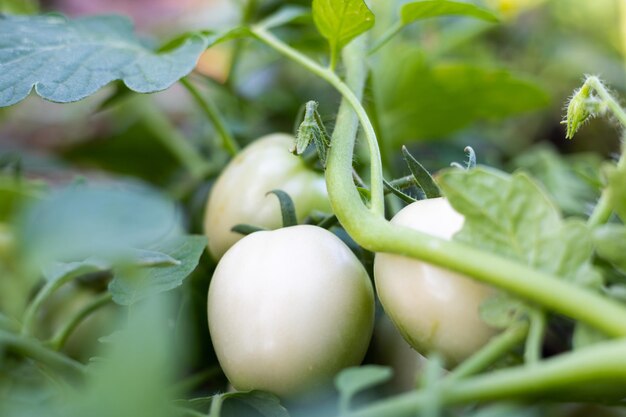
[204,133,330,260]
[374,197,496,366]
[207,225,375,397]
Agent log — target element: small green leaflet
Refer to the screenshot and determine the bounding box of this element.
[294,100,330,166]
[0,14,208,106]
[401,1,499,25]
[439,167,602,327]
[401,146,441,198]
[109,235,207,305]
[335,366,393,413]
[312,0,374,66]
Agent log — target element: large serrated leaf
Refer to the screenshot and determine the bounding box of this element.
[312,0,374,62]
[439,167,602,327]
[109,235,206,305]
[0,14,208,107]
[401,0,499,24]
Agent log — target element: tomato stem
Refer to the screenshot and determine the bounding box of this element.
[47,292,113,351]
[324,35,626,337]
[249,26,386,218]
[524,308,546,365]
[180,77,240,157]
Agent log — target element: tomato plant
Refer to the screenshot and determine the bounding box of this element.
[1,1,626,417]
[208,225,374,397]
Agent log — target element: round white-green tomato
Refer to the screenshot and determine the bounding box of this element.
[374,197,497,366]
[207,225,375,398]
[203,133,330,260]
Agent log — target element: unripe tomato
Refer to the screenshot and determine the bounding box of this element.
[207,225,375,397]
[374,198,496,366]
[203,133,331,260]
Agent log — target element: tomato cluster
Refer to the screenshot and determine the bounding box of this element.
[204,135,495,397]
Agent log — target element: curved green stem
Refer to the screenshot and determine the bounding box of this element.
[249,26,385,217]
[348,339,626,417]
[0,329,85,377]
[449,322,529,380]
[583,76,626,227]
[47,292,113,351]
[21,276,77,336]
[325,37,626,338]
[180,77,239,157]
[524,309,546,365]
[136,97,211,180]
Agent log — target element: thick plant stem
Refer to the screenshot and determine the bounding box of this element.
[0,329,85,377]
[448,322,529,380]
[250,26,386,217]
[180,77,240,157]
[325,40,626,337]
[347,339,626,417]
[48,292,113,351]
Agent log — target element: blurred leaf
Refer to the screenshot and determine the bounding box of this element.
[180,391,289,417]
[42,259,109,283]
[374,53,549,142]
[259,6,310,29]
[401,1,499,24]
[0,0,38,14]
[439,167,601,327]
[512,146,601,216]
[0,14,208,107]
[0,176,45,222]
[69,296,176,417]
[479,292,526,328]
[572,322,608,350]
[312,0,374,63]
[16,183,181,268]
[109,235,206,306]
[335,366,393,412]
[593,225,626,274]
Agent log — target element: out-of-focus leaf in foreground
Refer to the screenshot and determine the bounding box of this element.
[109,235,207,305]
[0,14,208,107]
[16,183,181,269]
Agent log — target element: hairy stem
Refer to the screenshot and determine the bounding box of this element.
[250,26,385,217]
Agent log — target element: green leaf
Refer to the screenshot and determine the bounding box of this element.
[479,292,526,328]
[572,322,608,350]
[401,1,499,24]
[512,146,602,216]
[439,167,602,326]
[109,235,206,305]
[179,391,289,417]
[312,0,374,66]
[374,54,549,142]
[401,146,441,198]
[335,366,393,412]
[16,183,181,268]
[42,259,109,284]
[294,101,330,166]
[594,224,626,274]
[383,179,417,204]
[258,6,310,29]
[0,14,209,107]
